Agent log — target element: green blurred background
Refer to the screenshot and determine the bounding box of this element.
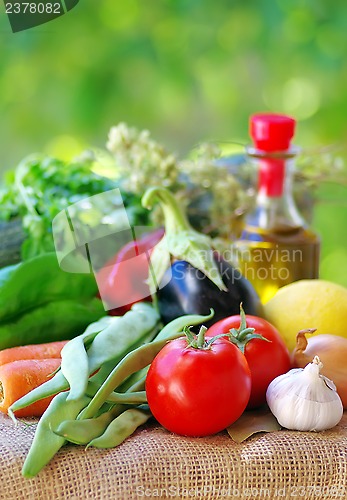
[0,0,347,285]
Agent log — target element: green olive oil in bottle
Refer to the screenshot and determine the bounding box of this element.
[234,113,320,303]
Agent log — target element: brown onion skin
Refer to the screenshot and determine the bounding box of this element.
[292,330,347,409]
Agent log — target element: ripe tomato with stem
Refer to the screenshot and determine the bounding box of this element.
[206,305,291,409]
[146,325,252,437]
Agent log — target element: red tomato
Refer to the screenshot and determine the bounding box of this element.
[96,228,164,315]
[206,314,290,409]
[145,336,251,437]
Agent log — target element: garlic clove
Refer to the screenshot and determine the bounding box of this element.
[322,376,337,392]
[266,355,343,432]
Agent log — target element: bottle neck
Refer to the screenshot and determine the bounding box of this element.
[258,157,286,197]
[247,147,306,230]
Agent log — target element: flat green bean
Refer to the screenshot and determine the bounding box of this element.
[105,391,146,404]
[11,308,213,415]
[17,308,215,477]
[78,330,185,420]
[53,404,125,445]
[21,392,90,478]
[86,407,151,449]
[154,308,214,341]
[8,371,69,420]
[61,329,101,401]
[9,305,159,415]
[108,371,147,395]
[53,375,148,445]
[8,316,111,415]
[86,302,160,369]
[85,383,146,404]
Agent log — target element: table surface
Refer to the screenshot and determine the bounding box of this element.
[1,411,346,500]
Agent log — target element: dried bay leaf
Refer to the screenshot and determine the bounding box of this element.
[227,407,281,443]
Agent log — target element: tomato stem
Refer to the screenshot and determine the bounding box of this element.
[197,326,207,348]
[184,325,229,350]
[228,304,271,354]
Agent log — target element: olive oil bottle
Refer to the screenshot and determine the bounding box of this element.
[234,114,320,304]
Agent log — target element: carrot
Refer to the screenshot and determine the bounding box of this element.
[0,358,61,417]
[0,340,68,367]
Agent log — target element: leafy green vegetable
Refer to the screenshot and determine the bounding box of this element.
[0,298,105,350]
[0,253,105,349]
[0,154,149,261]
[0,252,100,324]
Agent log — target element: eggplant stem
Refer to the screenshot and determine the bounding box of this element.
[142,187,191,234]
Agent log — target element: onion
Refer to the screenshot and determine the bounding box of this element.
[292,329,347,409]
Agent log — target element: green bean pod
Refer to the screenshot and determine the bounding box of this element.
[154,308,214,341]
[111,367,148,394]
[106,391,147,404]
[53,404,126,445]
[61,329,101,401]
[78,330,188,420]
[54,374,147,445]
[22,392,91,478]
[8,316,112,415]
[86,302,161,368]
[87,386,147,404]
[10,307,212,415]
[86,407,151,449]
[9,305,159,415]
[17,307,215,477]
[87,371,147,401]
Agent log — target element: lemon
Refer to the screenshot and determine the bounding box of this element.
[263,279,347,351]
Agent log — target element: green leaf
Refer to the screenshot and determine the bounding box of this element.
[227,407,282,443]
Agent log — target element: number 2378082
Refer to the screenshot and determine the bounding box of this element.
[5,3,62,14]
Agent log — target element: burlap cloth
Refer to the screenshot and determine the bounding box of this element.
[0,412,346,500]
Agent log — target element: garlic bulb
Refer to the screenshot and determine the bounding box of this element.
[292,330,347,409]
[266,355,343,432]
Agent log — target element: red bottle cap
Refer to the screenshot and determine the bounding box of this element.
[250,113,296,152]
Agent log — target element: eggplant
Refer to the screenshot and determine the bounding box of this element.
[157,257,262,327]
[141,186,262,327]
